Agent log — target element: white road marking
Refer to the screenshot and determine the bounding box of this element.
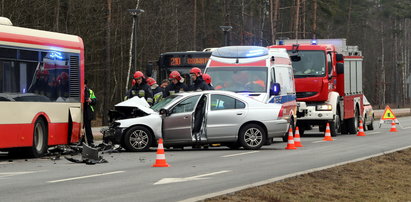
[180,145,411,202]
[0,162,13,165]
[47,171,125,183]
[0,171,40,179]
[221,151,259,158]
[366,132,381,135]
[154,170,231,185]
[312,140,334,143]
[400,126,411,129]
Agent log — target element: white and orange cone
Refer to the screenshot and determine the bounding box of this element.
[357,120,366,136]
[294,126,303,147]
[390,120,398,132]
[322,123,334,141]
[285,127,297,150]
[152,138,170,167]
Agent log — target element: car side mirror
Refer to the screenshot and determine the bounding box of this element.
[270,83,281,96]
[159,108,169,116]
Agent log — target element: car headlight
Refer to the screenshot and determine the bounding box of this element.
[316,104,332,111]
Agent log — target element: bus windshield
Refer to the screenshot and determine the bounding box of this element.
[206,67,267,93]
[288,50,326,78]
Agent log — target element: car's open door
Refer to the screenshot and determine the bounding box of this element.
[162,95,201,144]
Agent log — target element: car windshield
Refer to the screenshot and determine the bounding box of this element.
[288,50,326,78]
[151,95,180,112]
[206,67,267,93]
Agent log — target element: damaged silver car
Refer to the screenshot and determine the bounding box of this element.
[102,91,290,152]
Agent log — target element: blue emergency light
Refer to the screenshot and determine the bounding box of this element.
[278,40,284,45]
[311,39,317,45]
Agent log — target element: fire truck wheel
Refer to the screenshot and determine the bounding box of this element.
[29,118,48,158]
[239,124,266,150]
[123,126,153,152]
[346,108,359,134]
[330,114,341,137]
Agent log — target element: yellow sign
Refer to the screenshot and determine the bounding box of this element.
[381,105,397,120]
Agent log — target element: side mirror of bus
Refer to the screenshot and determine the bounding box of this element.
[336,54,344,62]
[270,83,281,96]
[337,63,344,74]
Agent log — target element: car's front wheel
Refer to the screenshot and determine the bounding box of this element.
[123,126,153,152]
[239,124,266,150]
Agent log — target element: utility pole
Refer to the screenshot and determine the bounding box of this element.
[128,9,144,72]
[220,25,233,46]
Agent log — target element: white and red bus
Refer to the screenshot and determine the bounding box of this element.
[0,17,84,157]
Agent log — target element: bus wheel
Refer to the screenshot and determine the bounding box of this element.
[30,118,48,157]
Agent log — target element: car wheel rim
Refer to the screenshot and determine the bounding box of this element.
[34,122,44,151]
[130,130,149,149]
[244,128,262,147]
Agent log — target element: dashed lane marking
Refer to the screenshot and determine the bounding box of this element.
[221,151,259,158]
[47,171,125,183]
[366,132,381,135]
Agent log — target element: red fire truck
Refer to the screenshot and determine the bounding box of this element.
[270,39,363,136]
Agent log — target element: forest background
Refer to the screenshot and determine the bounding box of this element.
[2,0,411,124]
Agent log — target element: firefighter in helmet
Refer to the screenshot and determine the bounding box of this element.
[202,73,214,90]
[125,71,154,106]
[146,77,163,105]
[164,71,189,97]
[189,67,210,91]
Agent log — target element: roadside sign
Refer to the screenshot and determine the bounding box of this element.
[381,105,397,120]
[379,105,399,128]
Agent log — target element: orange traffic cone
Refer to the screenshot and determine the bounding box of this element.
[294,127,303,147]
[285,127,297,150]
[357,120,366,136]
[323,123,334,141]
[390,120,398,132]
[152,138,170,167]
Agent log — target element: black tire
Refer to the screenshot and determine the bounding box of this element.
[346,107,359,134]
[238,124,266,150]
[123,126,153,152]
[330,114,341,137]
[29,118,48,158]
[367,114,374,130]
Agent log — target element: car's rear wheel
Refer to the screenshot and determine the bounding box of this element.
[239,124,266,150]
[29,118,48,157]
[123,126,153,152]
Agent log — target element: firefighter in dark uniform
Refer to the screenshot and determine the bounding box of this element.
[84,80,97,145]
[164,71,189,97]
[202,73,214,90]
[146,77,163,105]
[125,71,154,106]
[189,67,210,91]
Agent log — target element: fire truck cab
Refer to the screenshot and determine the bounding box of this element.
[270,39,364,136]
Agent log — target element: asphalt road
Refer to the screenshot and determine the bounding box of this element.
[1,116,411,202]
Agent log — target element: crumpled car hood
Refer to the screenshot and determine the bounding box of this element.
[115,96,155,114]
